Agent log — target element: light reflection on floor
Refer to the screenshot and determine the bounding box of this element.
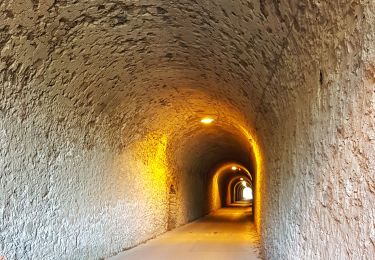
[109,202,261,260]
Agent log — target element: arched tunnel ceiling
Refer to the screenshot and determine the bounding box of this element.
[169,125,255,179]
[1,0,288,240]
[1,0,374,259]
[1,0,294,136]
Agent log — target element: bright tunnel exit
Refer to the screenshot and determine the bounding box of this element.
[242,187,253,200]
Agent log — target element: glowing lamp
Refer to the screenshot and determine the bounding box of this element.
[231,166,237,171]
[200,117,214,124]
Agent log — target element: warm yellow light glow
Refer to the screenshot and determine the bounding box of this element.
[243,187,253,200]
[242,181,247,186]
[240,177,244,181]
[238,125,264,232]
[231,166,237,171]
[200,117,214,124]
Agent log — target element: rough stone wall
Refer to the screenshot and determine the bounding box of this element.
[0,87,171,259]
[1,0,374,259]
[259,1,375,259]
[0,1,266,258]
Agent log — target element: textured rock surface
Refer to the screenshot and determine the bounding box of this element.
[259,1,375,259]
[0,0,374,259]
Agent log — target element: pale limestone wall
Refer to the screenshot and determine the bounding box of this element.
[259,1,375,259]
[0,0,374,259]
[0,89,171,259]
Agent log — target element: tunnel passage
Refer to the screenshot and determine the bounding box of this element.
[165,121,259,227]
[230,175,253,202]
[209,163,254,208]
[1,0,374,260]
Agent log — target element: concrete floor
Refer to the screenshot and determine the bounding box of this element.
[109,202,261,260]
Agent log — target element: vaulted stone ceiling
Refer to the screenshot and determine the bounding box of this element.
[1,0,292,131]
[1,0,374,259]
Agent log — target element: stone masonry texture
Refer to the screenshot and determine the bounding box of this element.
[0,0,374,259]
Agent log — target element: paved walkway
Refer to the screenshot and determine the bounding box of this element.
[109,202,261,260]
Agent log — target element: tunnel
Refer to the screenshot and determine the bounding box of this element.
[0,0,374,259]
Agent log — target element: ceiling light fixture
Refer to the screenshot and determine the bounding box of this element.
[200,117,214,124]
[231,166,237,171]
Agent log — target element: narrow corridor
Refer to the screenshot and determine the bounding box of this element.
[110,203,260,260]
[1,1,374,259]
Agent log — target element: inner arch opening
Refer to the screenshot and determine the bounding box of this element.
[164,116,261,229]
